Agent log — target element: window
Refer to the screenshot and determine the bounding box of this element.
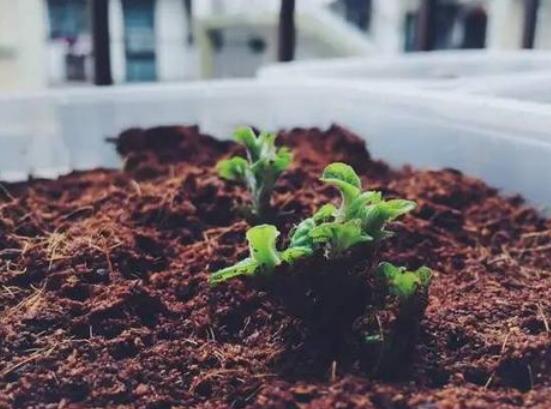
[122,0,157,82]
[47,0,88,40]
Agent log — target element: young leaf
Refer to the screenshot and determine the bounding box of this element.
[361,200,416,239]
[210,223,315,286]
[289,217,317,249]
[345,191,382,221]
[216,127,293,221]
[313,203,337,223]
[210,224,282,285]
[321,162,361,189]
[281,246,313,263]
[288,204,336,250]
[246,224,282,269]
[274,147,293,172]
[287,164,416,260]
[376,262,432,300]
[311,220,372,257]
[320,162,361,212]
[416,266,432,287]
[210,258,258,285]
[234,127,261,161]
[216,157,249,182]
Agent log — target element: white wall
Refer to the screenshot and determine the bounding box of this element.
[486,0,524,49]
[0,0,48,90]
[535,0,551,49]
[371,0,419,54]
[110,0,126,83]
[155,0,198,81]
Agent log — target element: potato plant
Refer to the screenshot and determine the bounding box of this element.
[216,127,292,221]
[211,162,430,301]
[211,160,432,376]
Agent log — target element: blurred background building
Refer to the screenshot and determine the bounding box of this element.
[1,0,551,90]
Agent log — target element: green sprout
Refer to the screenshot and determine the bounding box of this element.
[210,159,432,377]
[209,224,310,285]
[376,262,432,300]
[216,127,292,221]
[211,161,428,287]
[288,162,416,258]
[320,163,416,238]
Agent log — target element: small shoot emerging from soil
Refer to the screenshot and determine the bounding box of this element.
[210,161,433,376]
[212,162,428,286]
[217,127,292,221]
[288,162,416,258]
[376,262,432,300]
[209,224,310,285]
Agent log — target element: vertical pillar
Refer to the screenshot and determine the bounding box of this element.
[278,0,295,62]
[415,0,438,51]
[522,0,540,49]
[92,0,113,85]
[184,0,193,45]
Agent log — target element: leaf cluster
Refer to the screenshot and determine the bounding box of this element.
[211,162,430,300]
[288,162,416,259]
[216,127,292,221]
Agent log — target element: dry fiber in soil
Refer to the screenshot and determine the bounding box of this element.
[0,125,550,408]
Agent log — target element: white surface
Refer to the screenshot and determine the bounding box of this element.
[0,80,550,210]
[0,0,48,91]
[453,71,551,104]
[258,51,551,85]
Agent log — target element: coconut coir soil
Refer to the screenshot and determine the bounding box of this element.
[0,125,550,409]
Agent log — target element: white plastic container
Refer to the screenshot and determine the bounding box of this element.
[0,80,550,209]
[452,71,551,104]
[258,50,551,90]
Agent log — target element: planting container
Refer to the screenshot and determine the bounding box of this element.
[451,71,551,104]
[258,50,551,90]
[0,80,550,208]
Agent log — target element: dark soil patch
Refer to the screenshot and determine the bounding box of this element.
[1,124,550,408]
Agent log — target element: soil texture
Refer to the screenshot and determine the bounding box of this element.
[0,124,550,408]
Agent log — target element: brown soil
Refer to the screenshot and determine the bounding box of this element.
[1,124,550,409]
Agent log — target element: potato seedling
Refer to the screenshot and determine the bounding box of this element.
[216,127,292,221]
[288,162,416,258]
[211,161,430,301]
[211,161,432,376]
[209,224,310,285]
[376,262,432,300]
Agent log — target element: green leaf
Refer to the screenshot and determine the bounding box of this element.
[311,220,372,256]
[281,246,313,263]
[274,147,293,173]
[246,224,282,269]
[346,191,382,220]
[210,224,283,286]
[320,163,362,219]
[376,262,432,299]
[289,217,316,249]
[361,199,416,238]
[288,204,336,251]
[216,157,249,182]
[416,266,432,287]
[220,127,292,220]
[234,127,260,161]
[381,199,417,219]
[313,203,337,223]
[258,131,277,157]
[321,162,361,189]
[209,258,258,285]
